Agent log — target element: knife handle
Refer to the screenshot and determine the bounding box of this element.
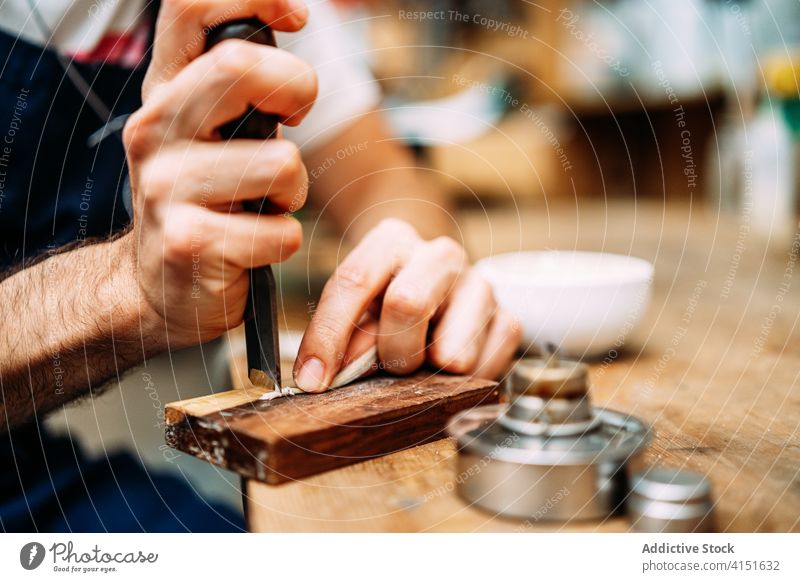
[205,20,279,141]
[205,19,282,388]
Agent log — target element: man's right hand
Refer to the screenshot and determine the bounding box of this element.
[121,0,317,347]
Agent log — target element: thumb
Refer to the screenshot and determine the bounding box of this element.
[294,318,379,392]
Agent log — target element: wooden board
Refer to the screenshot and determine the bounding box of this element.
[165,373,499,484]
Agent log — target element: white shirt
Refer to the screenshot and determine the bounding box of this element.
[277,1,380,150]
[0,0,380,152]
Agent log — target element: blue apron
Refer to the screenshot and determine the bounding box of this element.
[0,28,244,532]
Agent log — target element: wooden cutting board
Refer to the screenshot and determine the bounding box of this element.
[165,373,499,484]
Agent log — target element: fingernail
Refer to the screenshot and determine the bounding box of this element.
[295,357,326,391]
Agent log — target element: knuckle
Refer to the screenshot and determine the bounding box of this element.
[428,346,471,375]
[211,40,252,79]
[331,263,370,295]
[383,285,430,322]
[279,220,303,257]
[375,217,416,239]
[428,236,466,262]
[282,179,308,213]
[138,158,174,203]
[296,61,318,104]
[162,215,196,261]
[473,272,497,304]
[123,111,156,161]
[369,219,418,266]
[256,141,302,188]
[276,140,303,180]
[292,173,309,210]
[122,114,139,153]
[278,53,317,112]
[166,0,201,13]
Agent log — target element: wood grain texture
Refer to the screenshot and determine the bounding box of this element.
[242,200,800,532]
[245,438,629,532]
[166,373,499,484]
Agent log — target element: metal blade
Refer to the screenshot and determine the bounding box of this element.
[245,266,281,389]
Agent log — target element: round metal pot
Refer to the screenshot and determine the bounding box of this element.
[447,404,651,522]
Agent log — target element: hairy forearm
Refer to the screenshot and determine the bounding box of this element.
[0,233,164,431]
[306,111,454,241]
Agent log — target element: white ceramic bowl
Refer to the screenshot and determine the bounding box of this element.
[476,251,654,358]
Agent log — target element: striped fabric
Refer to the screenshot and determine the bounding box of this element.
[0,0,151,66]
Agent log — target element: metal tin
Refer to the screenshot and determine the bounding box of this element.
[509,358,589,399]
[628,467,715,532]
[447,403,651,521]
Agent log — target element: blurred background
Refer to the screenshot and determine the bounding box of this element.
[328,0,800,236]
[46,0,800,516]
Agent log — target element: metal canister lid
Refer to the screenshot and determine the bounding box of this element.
[628,467,715,532]
[631,467,712,502]
[447,404,651,466]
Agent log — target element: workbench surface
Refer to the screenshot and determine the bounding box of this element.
[229,200,799,532]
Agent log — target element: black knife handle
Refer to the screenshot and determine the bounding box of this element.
[205,19,282,388]
[205,19,279,144]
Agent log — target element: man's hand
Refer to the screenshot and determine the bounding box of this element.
[294,219,521,390]
[122,0,317,347]
[0,1,317,429]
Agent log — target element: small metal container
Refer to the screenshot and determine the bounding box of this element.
[628,467,715,532]
[447,358,651,522]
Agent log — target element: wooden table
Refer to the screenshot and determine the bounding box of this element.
[223,200,800,532]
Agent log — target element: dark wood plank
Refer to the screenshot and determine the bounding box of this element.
[165,373,499,484]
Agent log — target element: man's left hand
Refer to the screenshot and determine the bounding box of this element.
[294,219,521,390]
